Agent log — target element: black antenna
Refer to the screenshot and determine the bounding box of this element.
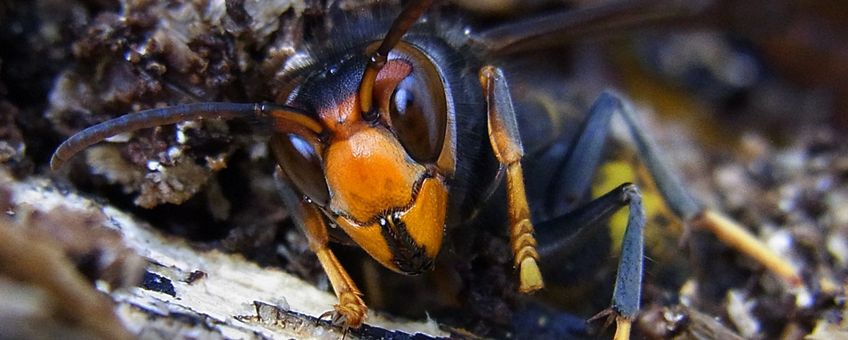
[50,102,302,170]
[358,0,435,115]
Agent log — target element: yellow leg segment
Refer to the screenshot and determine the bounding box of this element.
[695,210,802,287]
[299,199,367,327]
[613,315,632,340]
[314,247,367,327]
[506,162,544,293]
[480,65,544,293]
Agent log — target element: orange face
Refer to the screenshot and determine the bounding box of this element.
[274,45,455,275]
[325,126,447,274]
[323,56,451,274]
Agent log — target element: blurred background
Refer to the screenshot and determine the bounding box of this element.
[1,0,846,339]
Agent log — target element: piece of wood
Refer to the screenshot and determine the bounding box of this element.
[0,168,446,339]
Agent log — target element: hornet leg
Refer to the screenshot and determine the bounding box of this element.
[603,91,800,287]
[536,183,645,340]
[537,90,801,338]
[272,158,367,328]
[480,65,544,293]
[540,90,799,287]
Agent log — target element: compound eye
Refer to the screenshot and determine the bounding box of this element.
[272,134,330,206]
[388,67,447,163]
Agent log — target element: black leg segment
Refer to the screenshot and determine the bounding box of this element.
[609,183,644,319]
[537,183,645,319]
[607,91,701,220]
[544,90,701,221]
[533,90,800,339]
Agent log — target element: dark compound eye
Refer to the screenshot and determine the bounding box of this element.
[271,133,330,206]
[387,52,447,163]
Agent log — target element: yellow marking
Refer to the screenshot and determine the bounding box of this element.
[594,159,677,255]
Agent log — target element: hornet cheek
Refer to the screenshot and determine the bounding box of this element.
[335,178,448,275]
[395,178,447,262]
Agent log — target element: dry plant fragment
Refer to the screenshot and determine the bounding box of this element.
[0,215,135,340]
